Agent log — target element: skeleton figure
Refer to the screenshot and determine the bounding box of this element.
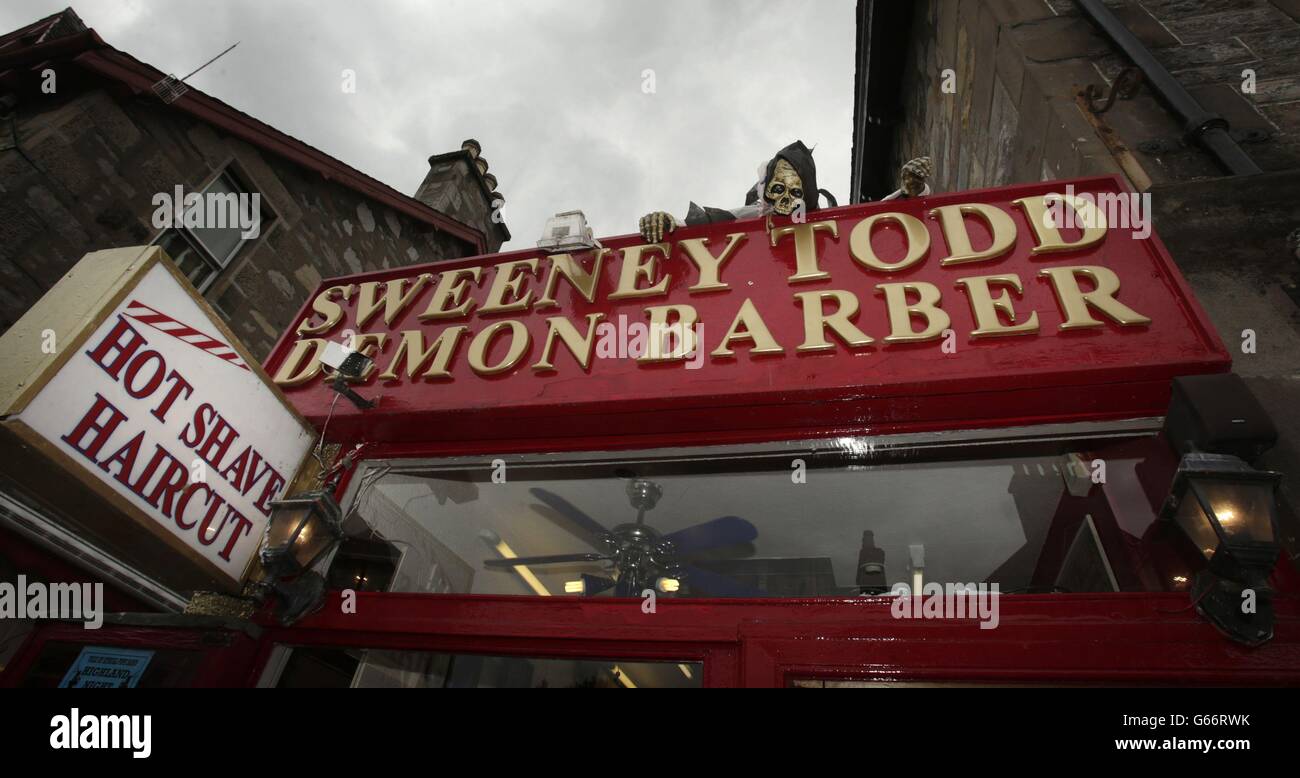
[895,156,933,200]
[638,140,934,243]
[763,158,804,216]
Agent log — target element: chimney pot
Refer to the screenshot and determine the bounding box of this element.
[415,140,510,253]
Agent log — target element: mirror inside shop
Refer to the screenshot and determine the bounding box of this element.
[324,433,1207,602]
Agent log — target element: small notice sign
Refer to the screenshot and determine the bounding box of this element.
[58,646,155,688]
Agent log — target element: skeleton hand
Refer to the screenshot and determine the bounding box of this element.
[639,211,677,243]
[900,156,933,197]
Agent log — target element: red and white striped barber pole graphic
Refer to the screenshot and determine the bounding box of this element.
[123,300,250,371]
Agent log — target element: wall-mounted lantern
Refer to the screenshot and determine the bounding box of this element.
[256,489,345,625]
[1161,452,1281,646]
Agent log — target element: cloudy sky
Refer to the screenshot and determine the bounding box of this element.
[5,0,856,251]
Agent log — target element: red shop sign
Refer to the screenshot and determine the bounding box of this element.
[265,175,1229,448]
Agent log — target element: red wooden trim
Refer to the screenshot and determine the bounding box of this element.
[0,29,101,69]
[338,380,1181,459]
[246,591,1300,688]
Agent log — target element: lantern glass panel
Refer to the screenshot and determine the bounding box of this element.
[292,510,337,569]
[266,503,312,552]
[1193,477,1276,545]
[1173,491,1219,560]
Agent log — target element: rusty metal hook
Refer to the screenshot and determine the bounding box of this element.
[1084,66,1144,114]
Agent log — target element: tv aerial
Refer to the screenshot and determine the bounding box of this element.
[151,41,240,104]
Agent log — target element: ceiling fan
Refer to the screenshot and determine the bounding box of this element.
[483,478,760,597]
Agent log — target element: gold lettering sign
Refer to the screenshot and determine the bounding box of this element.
[277,195,1155,388]
[930,204,1017,266]
[954,274,1040,338]
[771,220,838,282]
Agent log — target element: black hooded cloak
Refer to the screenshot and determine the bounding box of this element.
[684,140,837,227]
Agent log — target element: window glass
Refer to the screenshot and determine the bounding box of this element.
[155,229,217,289]
[274,647,701,689]
[152,169,269,293]
[331,431,1208,600]
[187,173,248,264]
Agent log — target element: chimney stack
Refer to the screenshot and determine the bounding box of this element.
[414,138,510,253]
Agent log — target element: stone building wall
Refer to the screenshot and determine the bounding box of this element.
[881,0,1300,555]
[891,0,1300,190]
[0,87,481,358]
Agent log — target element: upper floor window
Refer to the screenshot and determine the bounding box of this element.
[152,168,273,294]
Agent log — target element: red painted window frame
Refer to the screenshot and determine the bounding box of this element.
[255,592,1300,688]
[245,427,1300,689]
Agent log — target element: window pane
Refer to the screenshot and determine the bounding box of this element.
[274,646,701,688]
[155,229,217,289]
[333,432,1202,600]
[188,174,250,265]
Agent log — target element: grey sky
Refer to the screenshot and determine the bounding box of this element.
[5,0,856,251]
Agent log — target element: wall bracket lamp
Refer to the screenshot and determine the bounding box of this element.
[255,489,345,625]
[1160,452,1282,646]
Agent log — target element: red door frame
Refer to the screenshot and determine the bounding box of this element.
[253,591,1300,688]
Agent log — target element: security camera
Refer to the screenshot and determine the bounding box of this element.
[321,340,377,410]
[321,340,373,381]
[536,210,601,253]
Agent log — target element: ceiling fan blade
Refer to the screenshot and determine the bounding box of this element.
[484,552,610,568]
[664,516,758,555]
[529,488,612,546]
[531,503,609,551]
[682,565,766,598]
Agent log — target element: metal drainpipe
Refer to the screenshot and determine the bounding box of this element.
[1075,0,1262,176]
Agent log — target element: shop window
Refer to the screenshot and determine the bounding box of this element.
[328,427,1219,600]
[270,647,701,689]
[326,537,400,592]
[273,646,359,689]
[16,642,201,688]
[152,168,274,294]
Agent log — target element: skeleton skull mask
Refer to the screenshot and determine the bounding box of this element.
[763,159,804,216]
